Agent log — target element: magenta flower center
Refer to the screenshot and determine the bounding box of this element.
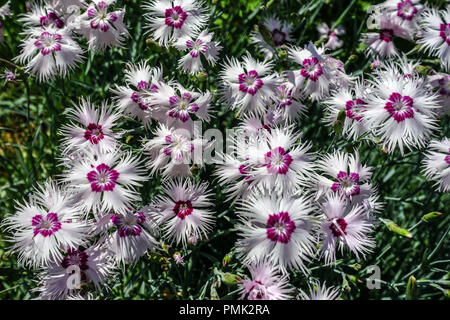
[130,81,157,111]
[264,146,293,175]
[397,0,418,21]
[384,92,414,122]
[168,92,199,122]
[276,85,293,108]
[266,211,296,244]
[40,11,65,29]
[329,218,348,237]
[331,171,361,197]
[186,39,208,58]
[173,200,193,220]
[165,6,188,29]
[34,32,62,56]
[300,57,323,81]
[87,163,120,192]
[445,154,450,165]
[238,70,264,95]
[111,212,145,237]
[345,98,366,121]
[61,248,89,271]
[88,1,117,32]
[379,29,393,42]
[272,28,286,46]
[31,212,62,237]
[438,76,450,96]
[84,123,104,144]
[439,23,450,45]
[162,134,194,161]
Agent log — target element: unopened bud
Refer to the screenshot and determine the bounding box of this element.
[422,211,443,222]
[406,276,417,300]
[196,72,208,81]
[383,219,412,238]
[222,273,242,286]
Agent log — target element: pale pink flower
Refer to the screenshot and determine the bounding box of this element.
[35,246,114,299]
[15,27,83,82]
[319,195,376,265]
[315,151,377,207]
[111,61,165,127]
[95,207,159,264]
[240,260,293,300]
[78,0,129,50]
[60,98,122,155]
[427,72,450,115]
[236,191,317,272]
[299,281,341,300]
[317,23,345,50]
[365,61,439,153]
[150,81,213,131]
[143,0,208,47]
[62,149,146,214]
[422,138,450,192]
[250,15,293,59]
[150,179,214,248]
[287,43,333,101]
[362,14,412,58]
[2,180,88,268]
[220,53,278,116]
[143,124,205,178]
[174,29,222,74]
[323,80,371,140]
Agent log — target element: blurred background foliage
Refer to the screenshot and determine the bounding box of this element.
[0,0,448,300]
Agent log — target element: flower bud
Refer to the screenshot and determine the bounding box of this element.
[383,219,412,238]
[406,276,417,300]
[422,211,443,222]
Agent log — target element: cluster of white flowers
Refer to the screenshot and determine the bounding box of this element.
[2,0,449,301]
[12,0,129,81]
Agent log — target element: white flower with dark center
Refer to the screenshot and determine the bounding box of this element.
[362,13,412,59]
[19,3,68,30]
[422,138,450,192]
[317,23,345,50]
[236,191,317,272]
[239,260,294,300]
[35,246,114,299]
[60,98,121,155]
[150,179,214,248]
[143,124,206,178]
[287,43,333,101]
[418,8,450,71]
[143,0,208,47]
[62,149,146,214]
[376,0,422,29]
[150,81,213,130]
[315,151,377,207]
[365,63,439,153]
[2,180,88,268]
[324,80,371,140]
[220,53,278,116]
[215,126,315,201]
[15,27,83,82]
[299,281,341,300]
[250,15,294,59]
[111,61,165,127]
[428,72,450,115]
[95,207,159,263]
[269,82,307,122]
[79,0,129,50]
[318,195,376,265]
[174,29,222,74]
